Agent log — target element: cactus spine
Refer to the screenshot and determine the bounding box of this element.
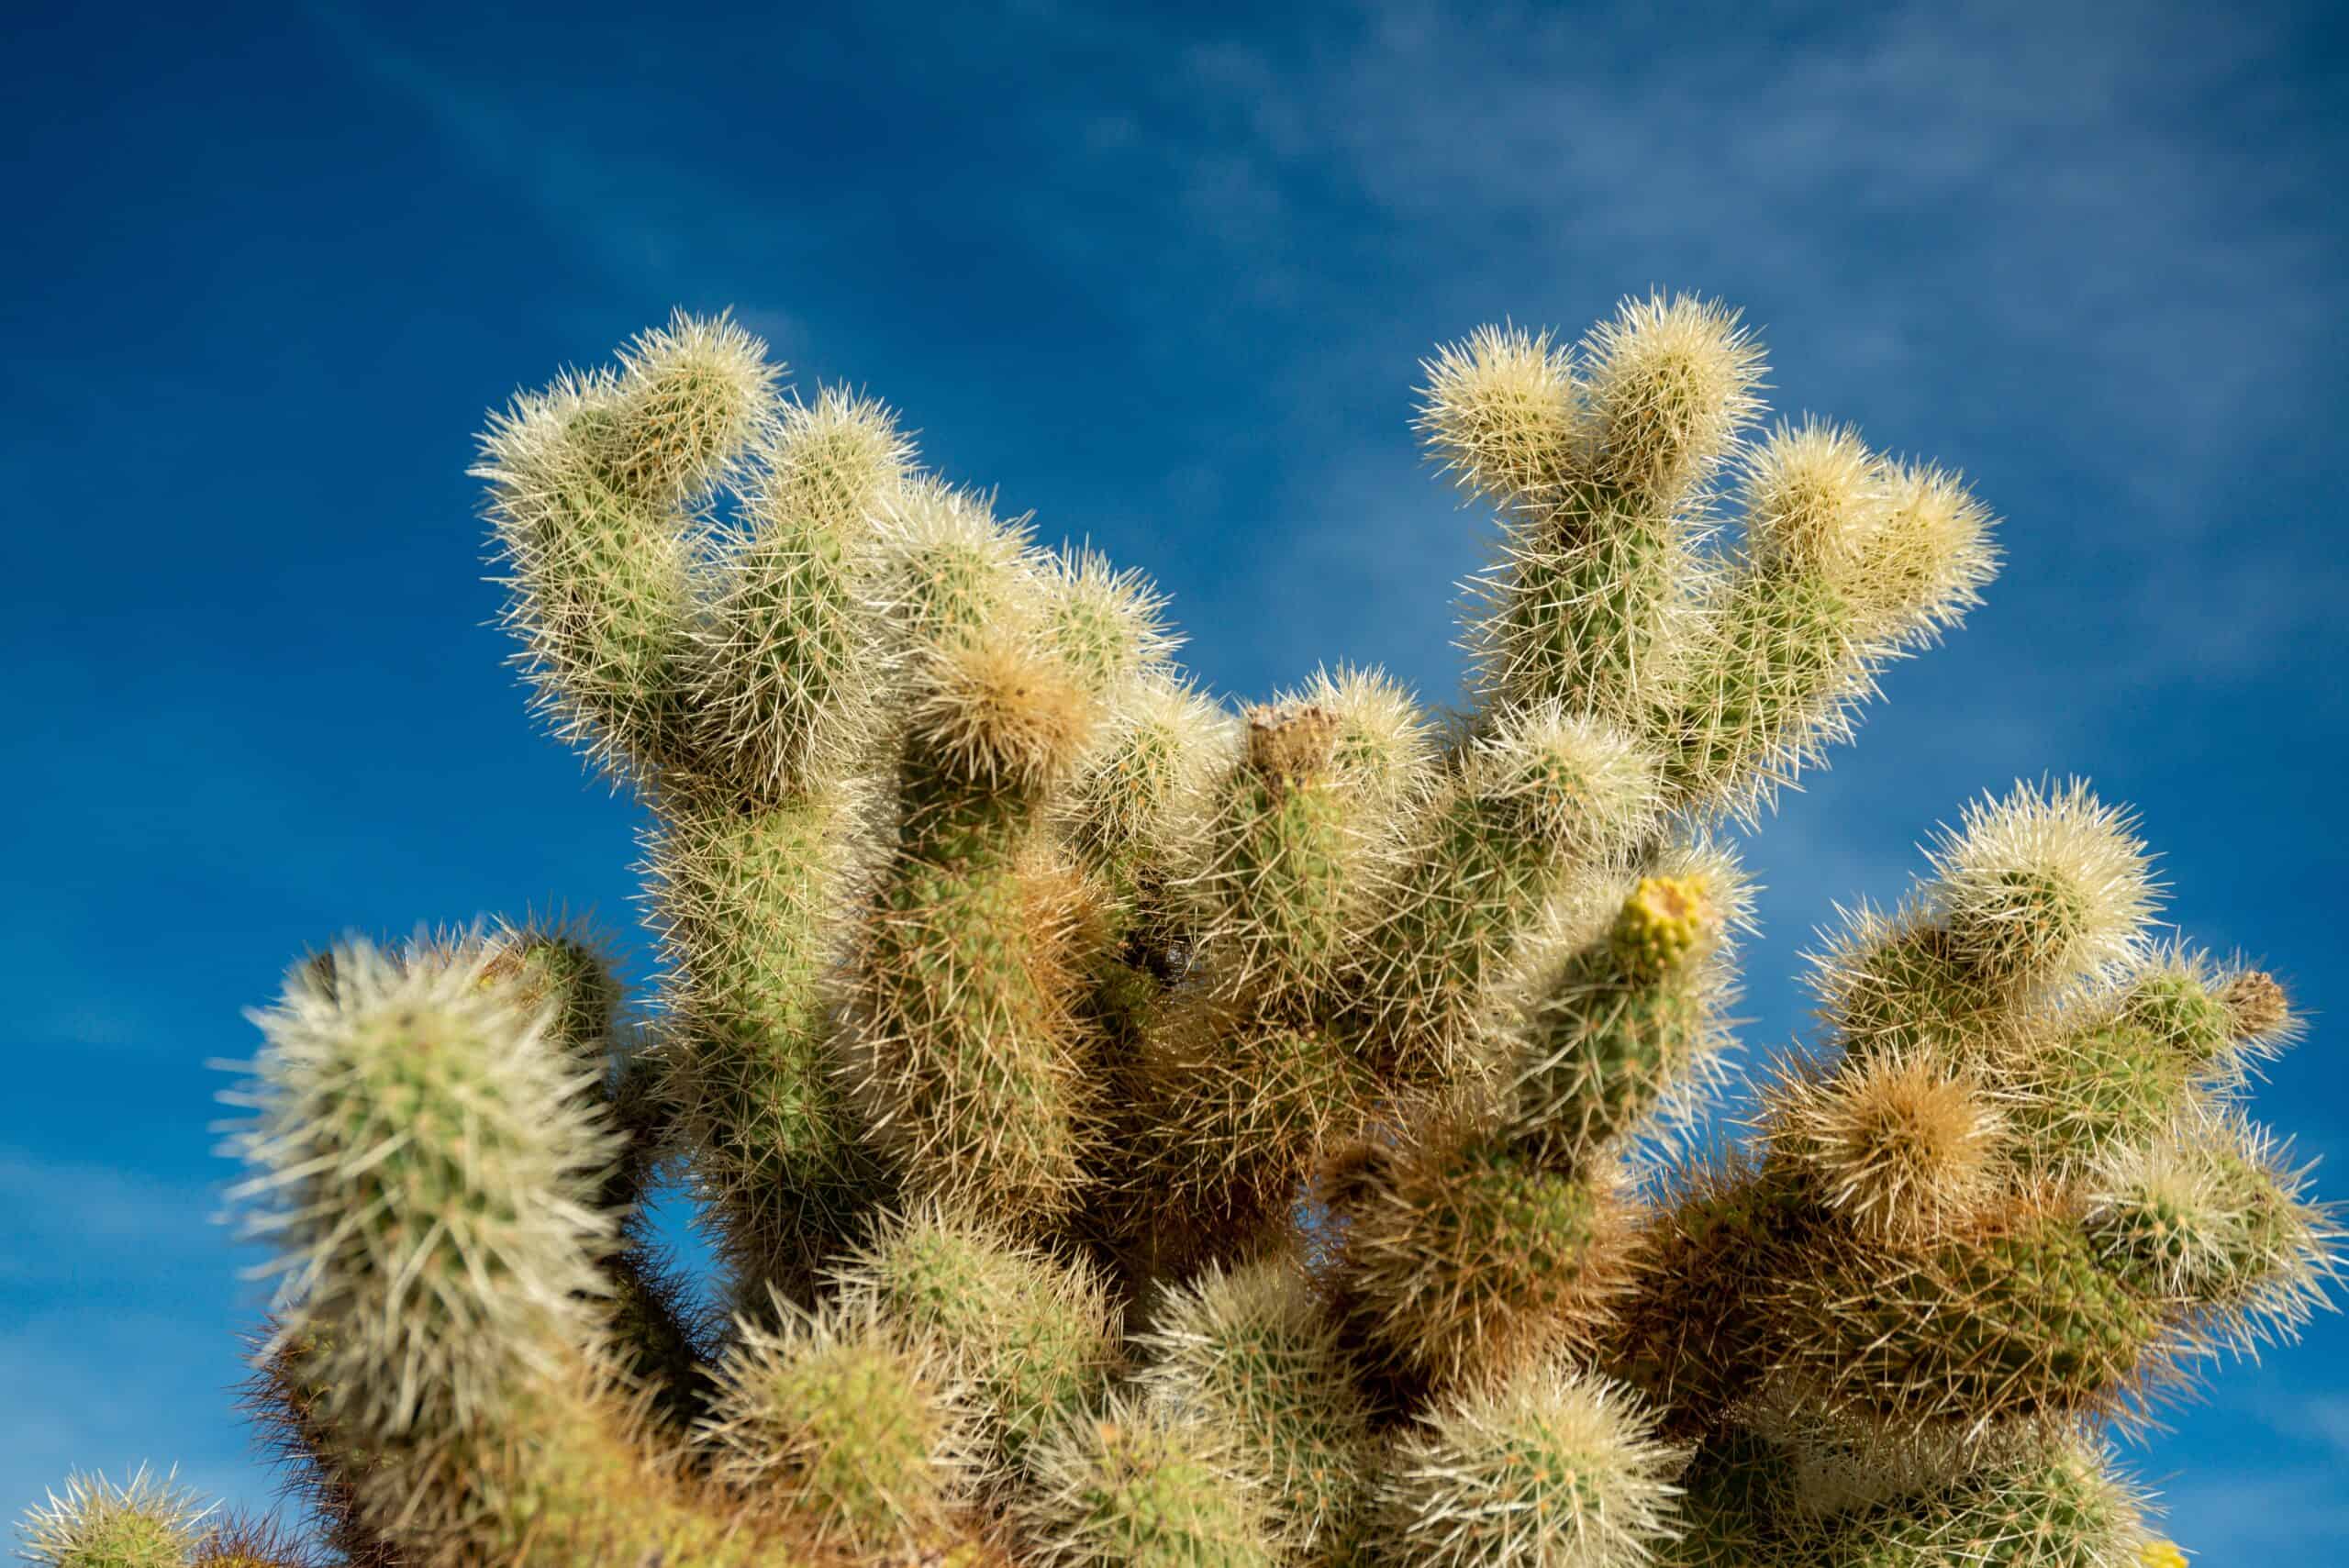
[25,296,2330,1568]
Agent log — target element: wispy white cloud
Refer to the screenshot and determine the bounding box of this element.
[1283,1,2330,402]
[1164,0,2344,693]
[0,1309,280,1538]
[2154,1466,2349,1554]
[0,1151,282,1531]
[303,6,769,314]
[304,0,2345,707]
[2290,1394,2349,1461]
[0,1149,221,1272]
[0,1150,274,1342]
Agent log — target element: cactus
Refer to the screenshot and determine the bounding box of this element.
[18,1470,213,1568]
[23,296,2333,1568]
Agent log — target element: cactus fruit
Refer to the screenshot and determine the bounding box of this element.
[26,297,2336,1567]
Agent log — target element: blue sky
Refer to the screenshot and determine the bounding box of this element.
[4,0,2343,1558]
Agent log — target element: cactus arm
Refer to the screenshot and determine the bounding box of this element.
[476,314,777,793]
[1652,428,1998,819]
[693,386,911,798]
[841,495,1116,1233]
[1430,296,1765,728]
[1344,702,1661,1090]
[1502,873,1731,1174]
[649,788,883,1311]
